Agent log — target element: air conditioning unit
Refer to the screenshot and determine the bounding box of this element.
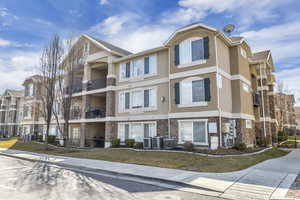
[152,137,164,149]
[143,138,152,149]
[163,138,177,149]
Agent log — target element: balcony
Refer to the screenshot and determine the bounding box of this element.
[70,108,81,120]
[85,107,106,119]
[87,78,107,91]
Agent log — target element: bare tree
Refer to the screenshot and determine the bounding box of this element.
[39,34,64,150]
[53,38,83,149]
[277,81,285,133]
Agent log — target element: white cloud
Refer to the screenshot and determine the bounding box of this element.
[161,0,285,28]
[0,51,40,93]
[89,13,139,35]
[99,0,108,5]
[241,19,300,62]
[0,37,35,48]
[0,38,11,46]
[107,25,175,53]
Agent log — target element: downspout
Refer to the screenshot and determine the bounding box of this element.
[259,63,267,138]
[214,34,222,147]
[168,46,171,138]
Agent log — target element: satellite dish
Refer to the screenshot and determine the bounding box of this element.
[223,24,235,36]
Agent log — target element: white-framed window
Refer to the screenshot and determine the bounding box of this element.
[83,42,90,57]
[25,84,34,96]
[23,105,31,118]
[179,37,205,66]
[118,122,157,142]
[119,55,157,81]
[178,119,208,145]
[243,83,250,93]
[179,77,207,107]
[118,87,157,112]
[241,48,247,58]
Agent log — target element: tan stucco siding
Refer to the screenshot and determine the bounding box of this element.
[216,37,231,74]
[219,76,232,113]
[115,49,169,85]
[231,80,254,115]
[168,28,217,74]
[115,82,169,117]
[170,73,217,113]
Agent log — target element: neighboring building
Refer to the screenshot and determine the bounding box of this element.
[0,90,24,137]
[295,107,300,135]
[275,93,297,135]
[58,22,277,149]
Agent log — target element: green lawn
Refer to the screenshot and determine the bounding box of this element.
[2,140,289,173]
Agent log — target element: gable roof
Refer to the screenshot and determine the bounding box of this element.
[252,50,270,61]
[4,89,23,97]
[23,75,42,85]
[82,34,132,56]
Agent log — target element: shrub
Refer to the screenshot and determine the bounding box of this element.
[111,139,120,148]
[256,137,267,147]
[125,139,135,148]
[233,142,247,151]
[134,142,143,149]
[183,141,194,152]
[47,136,56,144]
[278,131,288,143]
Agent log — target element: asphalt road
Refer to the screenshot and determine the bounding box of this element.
[0,155,224,200]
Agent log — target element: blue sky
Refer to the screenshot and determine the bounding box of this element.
[0,0,300,104]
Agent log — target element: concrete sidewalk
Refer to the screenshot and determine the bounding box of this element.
[0,148,299,200]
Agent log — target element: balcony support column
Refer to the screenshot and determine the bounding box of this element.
[83,63,91,91]
[80,123,86,148]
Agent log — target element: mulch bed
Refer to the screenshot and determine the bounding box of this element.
[287,174,300,199]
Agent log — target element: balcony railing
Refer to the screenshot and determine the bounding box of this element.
[70,108,81,120]
[87,78,107,91]
[85,108,105,119]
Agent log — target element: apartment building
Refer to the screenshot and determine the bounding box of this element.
[0,89,23,137]
[57,22,277,149]
[275,93,297,135]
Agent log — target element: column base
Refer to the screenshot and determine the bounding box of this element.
[105,142,111,148]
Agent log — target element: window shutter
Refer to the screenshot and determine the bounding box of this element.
[144,89,149,107]
[125,62,130,78]
[125,92,130,109]
[175,44,180,65]
[144,57,149,74]
[203,37,209,59]
[204,78,211,101]
[175,82,180,104]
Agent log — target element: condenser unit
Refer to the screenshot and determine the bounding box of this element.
[152,137,164,149]
[143,138,152,149]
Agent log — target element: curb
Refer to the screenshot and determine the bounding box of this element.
[0,150,221,194]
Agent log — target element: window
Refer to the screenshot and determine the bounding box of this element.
[119,55,157,80]
[119,87,157,112]
[178,77,207,106]
[132,59,143,78]
[179,120,208,145]
[175,37,209,66]
[25,84,34,96]
[23,105,31,118]
[241,48,247,58]
[131,90,143,108]
[83,42,90,56]
[118,122,157,142]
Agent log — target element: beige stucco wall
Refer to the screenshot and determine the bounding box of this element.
[115,82,169,116]
[216,37,231,74]
[219,76,233,113]
[168,28,217,74]
[115,49,169,85]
